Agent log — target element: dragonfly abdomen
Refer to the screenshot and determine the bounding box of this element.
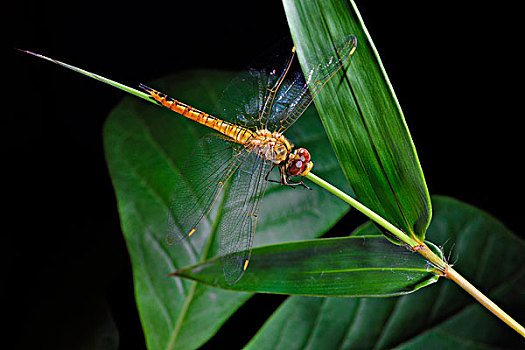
[140,84,254,144]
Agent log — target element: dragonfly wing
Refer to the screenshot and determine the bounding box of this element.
[214,68,275,130]
[214,40,297,131]
[271,35,358,134]
[214,35,357,135]
[218,148,271,284]
[266,69,309,132]
[167,133,244,245]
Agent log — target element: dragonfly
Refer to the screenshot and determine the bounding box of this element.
[140,35,357,284]
[20,35,357,284]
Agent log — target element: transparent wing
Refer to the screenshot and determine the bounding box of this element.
[214,39,297,131]
[214,68,290,130]
[219,148,271,284]
[214,35,357,135]
[167,133,247,245]
[213,69,269,130]
[272,34,358,134]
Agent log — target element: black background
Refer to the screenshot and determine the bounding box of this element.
[5,1,523,349]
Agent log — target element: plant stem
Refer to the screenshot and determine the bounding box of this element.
[445,266,525,337]
[306,171,525,338]
[305,172,420,247]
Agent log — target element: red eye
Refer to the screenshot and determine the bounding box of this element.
[296,148,311,162]
[287,159,305,176]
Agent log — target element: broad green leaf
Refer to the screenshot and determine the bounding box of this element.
[283,0,431,244]
[245,196,525,349]
[171,235,440,296]
[103,70,350,349]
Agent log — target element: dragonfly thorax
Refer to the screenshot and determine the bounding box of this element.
[249,129,313,179]
[250,129,293,164]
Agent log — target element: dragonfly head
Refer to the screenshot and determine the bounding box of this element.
[286,148,313,177]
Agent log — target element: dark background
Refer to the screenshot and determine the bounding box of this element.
[5,1,523,348]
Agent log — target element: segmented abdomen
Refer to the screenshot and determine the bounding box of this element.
[139,84,254,144]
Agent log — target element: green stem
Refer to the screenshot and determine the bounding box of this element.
[306,172,421,247]
[446,266,525,337]
[306,171,525,338]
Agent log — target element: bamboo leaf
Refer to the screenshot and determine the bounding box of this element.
[170,235,440,297]
[245,196,525,349]
[283,0,431,244]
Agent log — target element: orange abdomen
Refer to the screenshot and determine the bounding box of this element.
[140,84,254,144]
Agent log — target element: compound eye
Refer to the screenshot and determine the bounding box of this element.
[286,148,312,177]
[287,159,305,177]
[296,148,311,163]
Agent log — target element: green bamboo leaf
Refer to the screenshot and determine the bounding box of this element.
[103,70,350,349]
[245,196,525,349]
[283,0,431,244]
[170,235,440,296]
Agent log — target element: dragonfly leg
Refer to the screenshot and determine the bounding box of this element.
[264,163,279,183]
[266,164,298,188]
[284,177,312,190]
[276,165,311,189]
